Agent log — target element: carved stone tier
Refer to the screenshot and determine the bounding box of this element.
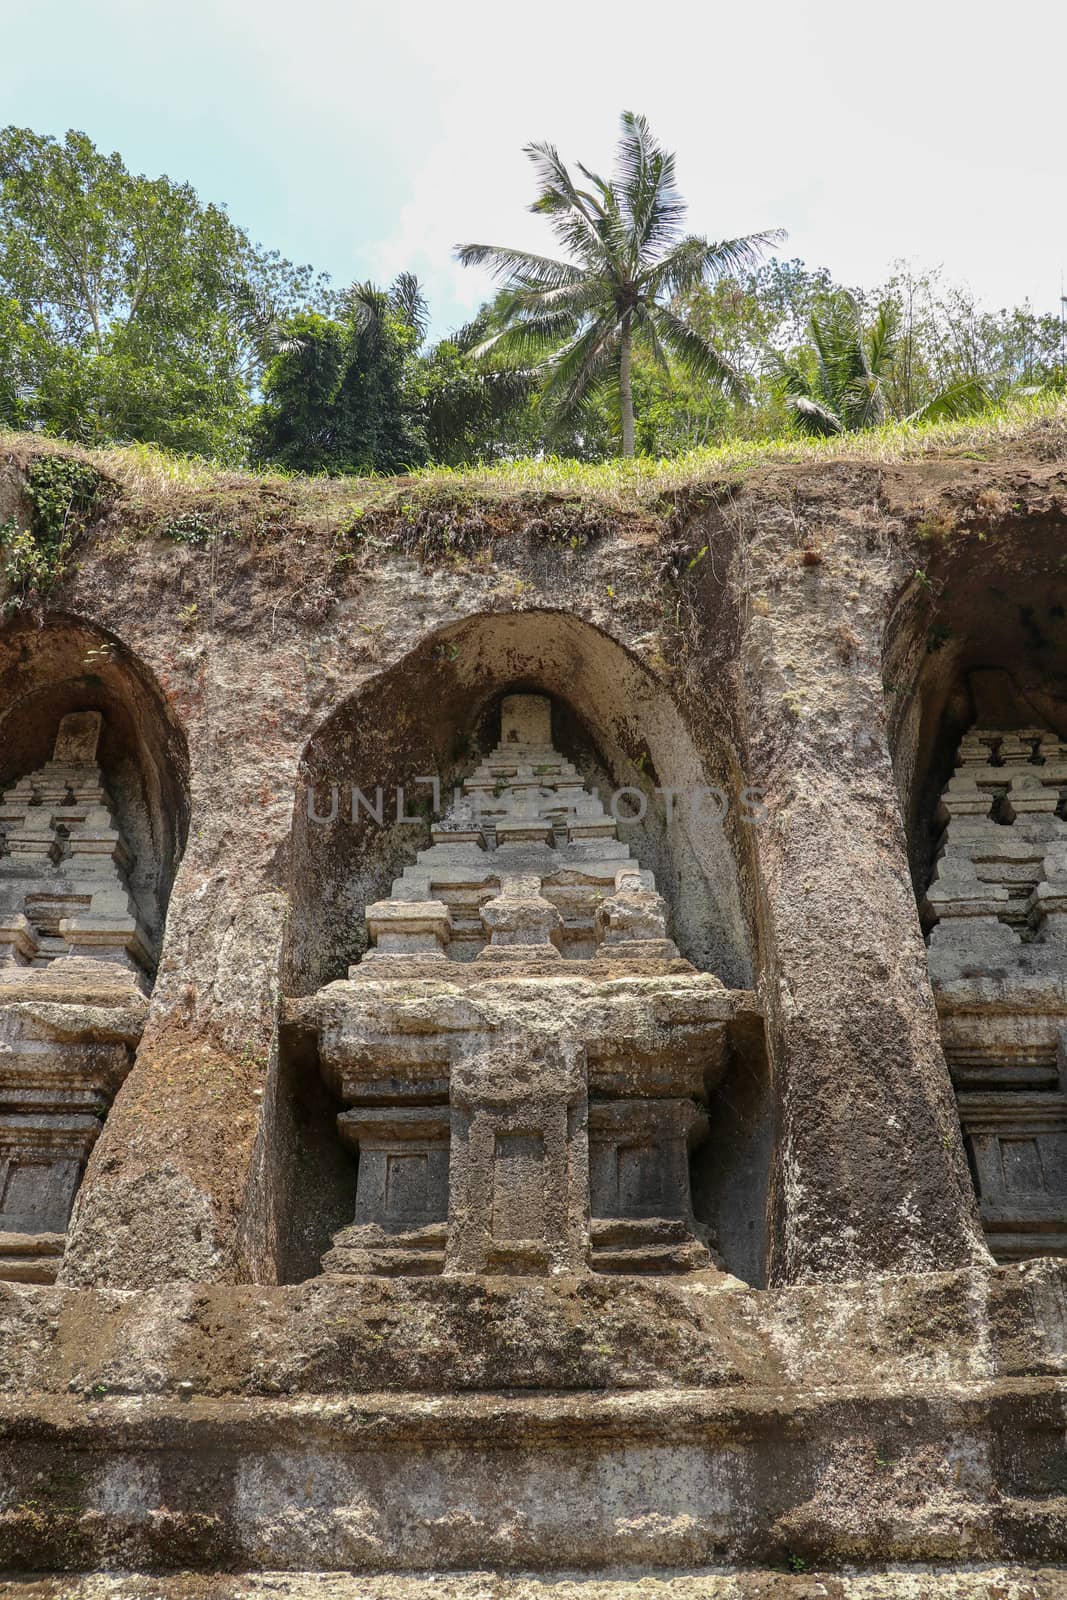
[291,962,753,1280]
[925,722,1067,1261]
[360,695,680,967]
[0,712,153,979]
[0,959,147,1282]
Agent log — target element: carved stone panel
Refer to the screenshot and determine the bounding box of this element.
[323,1107,450,1275]
[589,1099,711,1272]
[447,1038,589,1276]
[957,1091,1067,1260]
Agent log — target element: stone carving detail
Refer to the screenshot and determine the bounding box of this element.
[0,714,149,1282]
[0,711,152,974]
[362,693,676,966]
[925,725,1067,1260]
[326,1107,450,1275]
[299,694,749,1278]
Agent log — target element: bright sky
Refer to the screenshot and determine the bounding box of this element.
[4,0,1066,337]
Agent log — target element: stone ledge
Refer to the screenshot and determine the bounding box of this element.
[0,1374,1064,1442]
[0,1266,1060,1569]
[0,1382,1063,1570]
[0,1266,1062,1573]
[0,1260,1064,1397]
[0,1568,1063,1599]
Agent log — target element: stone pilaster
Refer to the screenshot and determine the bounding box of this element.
[446,1037,590,1276]
[588,1098,711,1272]
[323,1106,450,1275]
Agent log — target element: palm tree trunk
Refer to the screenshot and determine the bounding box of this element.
[619,316,635,457]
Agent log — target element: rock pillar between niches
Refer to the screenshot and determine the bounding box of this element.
[743,615,987,1284]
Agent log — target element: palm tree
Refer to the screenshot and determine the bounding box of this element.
[778,291,988,436]
[457,112,783,456]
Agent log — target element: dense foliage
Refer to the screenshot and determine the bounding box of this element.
[0,452,106,611]
[251,282,427,474]
[775,291,988,436]
[0,127,321,459]
[0,123,1063,472]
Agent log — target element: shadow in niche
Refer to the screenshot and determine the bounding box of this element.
[271,611,760,1285]
[691,1021,772,1289]
[273,1024,359,1284]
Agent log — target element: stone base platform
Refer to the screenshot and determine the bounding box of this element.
[0,1567,1063,1598]
[590,1216,713,1273]
[322,1221,448,1276]
[0,1263,1063,1576]
[0,1229,64,1284]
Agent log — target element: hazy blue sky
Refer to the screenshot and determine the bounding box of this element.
[4,0,1065,336]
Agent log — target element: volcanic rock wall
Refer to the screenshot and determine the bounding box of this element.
[0,429,1065,1588]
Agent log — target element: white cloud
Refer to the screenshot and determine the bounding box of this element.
[6,0,1067,334]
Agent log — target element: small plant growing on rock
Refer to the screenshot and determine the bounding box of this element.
[0,455,106,612]
[0,521,55,607]
[160,511,225,546]
[24,456,104,547]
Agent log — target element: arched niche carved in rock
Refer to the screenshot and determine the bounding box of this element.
[288,611,753,995]
[278,612,770,1288]
[0,614,189,1282]
[886,546,1067,1264]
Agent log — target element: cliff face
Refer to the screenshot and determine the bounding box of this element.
[0,421,1066,1590]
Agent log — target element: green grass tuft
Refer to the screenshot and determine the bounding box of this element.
[2,391,1065,530]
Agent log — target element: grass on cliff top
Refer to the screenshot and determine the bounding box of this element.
[3,391,1066,530]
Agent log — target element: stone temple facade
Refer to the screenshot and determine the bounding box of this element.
[1,441,1066,1595]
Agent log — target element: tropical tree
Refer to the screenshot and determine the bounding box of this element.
[778,291,988,436]
[0,295,34,428]
[408,303,539,465]
[0,126,322,456]
[457,112,783,456]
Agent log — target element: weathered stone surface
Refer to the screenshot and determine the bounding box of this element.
[1,1568,1063,1597]
[0,431,1066,1583]
[738,475,990,1284]
[0,1262,1060,1571]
